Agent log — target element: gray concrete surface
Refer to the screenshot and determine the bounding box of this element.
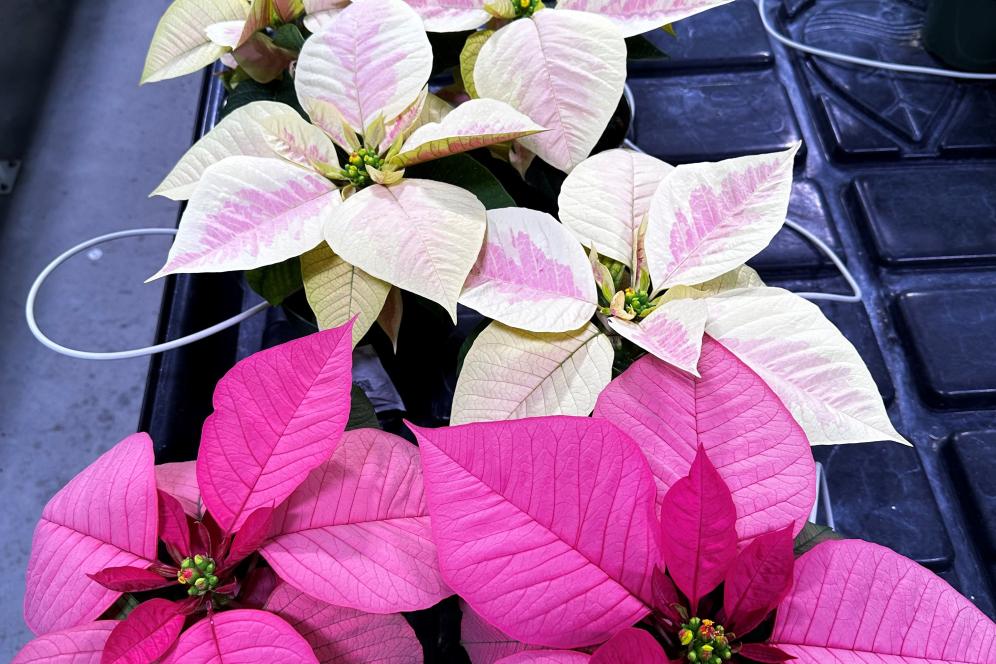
[0,0,200,656]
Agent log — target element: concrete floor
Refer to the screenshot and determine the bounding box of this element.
[0,0,200,656]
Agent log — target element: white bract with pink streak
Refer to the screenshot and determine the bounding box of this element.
[143,0,323,84]
[405,0,736,36]
[454,146,906,446]
[401,1,734,172]
[151,0,545,327]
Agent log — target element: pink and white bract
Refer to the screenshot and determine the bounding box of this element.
[151,0,544,326]
[453,145,907,447]
[413,337,994,663]
[16,323,446,663]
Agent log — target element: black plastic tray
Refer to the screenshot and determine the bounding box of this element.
[139,2,996,655]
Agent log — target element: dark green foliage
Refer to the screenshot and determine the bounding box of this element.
[246,256,303,306]
[793,522,843,557]
[406,154,515,210]
[347,383,381,431]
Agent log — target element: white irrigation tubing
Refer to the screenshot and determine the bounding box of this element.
[25,228,270,360]
[756,0,996,80]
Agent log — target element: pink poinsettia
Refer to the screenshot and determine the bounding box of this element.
[412,336,996,662]
[16,323,447,663]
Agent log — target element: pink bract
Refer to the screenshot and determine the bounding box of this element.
[24,433,158,635]
[461,601,535,663]
[11,621,116,664]
[722,526,795,635]
[265,583,422,663]
[100,599,185,664]
[658,445,738,614]
[19,323,446,664]
[590,628,669,664]
[595,335,816,544]
[261,428,450,613]
[412,416,659,648]
[154,461,200,517]
[197,322,354,532]
[159,609,318,663]
[771,539,996,663]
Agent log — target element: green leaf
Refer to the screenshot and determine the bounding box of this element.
[246,256,303,305]
[460,30,493,98]
[793,522,843,557]
[220,75,306,120]
[429,30,473,75]
[406,154,514,210]
[272,23,305,51]
[102,593,140,620]
[346,383,381,431]
[626,35,667,60]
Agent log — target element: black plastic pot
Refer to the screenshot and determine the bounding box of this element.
[924,0,996,72]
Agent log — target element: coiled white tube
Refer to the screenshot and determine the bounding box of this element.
[25,228,269,360]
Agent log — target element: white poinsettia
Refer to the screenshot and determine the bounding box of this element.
[150,0,545,333]
[401,0,733,173]
[143,0,304,83]
[453,145,907,446]
[405,0,734,35]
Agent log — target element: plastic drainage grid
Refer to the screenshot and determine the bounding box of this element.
[139,0,996,655]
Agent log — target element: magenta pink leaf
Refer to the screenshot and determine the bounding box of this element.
[265,583,422,663]
[155,462,201,518]
[651,567,683,624]
[411,416,659,649]
[736,643,794,663]
[101,599,185,664]
[659,445,737,614]
[461,600,536,664]
[197,324,354,533]
[497,653,590,664]
[157,490,190,561]
[87,566,173,593]
[771,539,996,663]
[591,628,668,664]
[722,526,794,635]
[160,609,318,663]
[594,336,815,546]
[224,507,273,568]
[12,621,116,664]
[261,428,449,613]
[24,433,158,635]
[240,567,279,610]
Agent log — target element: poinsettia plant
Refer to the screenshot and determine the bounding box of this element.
[412,338,996,663]
[150,0,544,347]
[144,0,299,85]
[142,0,356,85]
[401,0,735,173]
[452,145,907,448]
[14,322,449,663]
